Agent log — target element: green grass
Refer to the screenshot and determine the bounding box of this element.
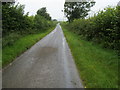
[2,27,54,67]
[62,27,118,88]
[0,38,1,68]
[0,49,1,68]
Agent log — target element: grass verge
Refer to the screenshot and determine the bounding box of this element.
[2,27,54,67]
[62,26,118,88]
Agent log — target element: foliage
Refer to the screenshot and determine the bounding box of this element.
[62,27,118,88]
[34,11,53,31]
[2,3,56,48]
[2,27,54,67]
[37,7,51,20]
[2,2,57,67]
[64,1,95,22]
[64,6,120,54]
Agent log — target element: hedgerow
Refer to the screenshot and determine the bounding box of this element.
[64,6,120,55]
[2,3,55,48]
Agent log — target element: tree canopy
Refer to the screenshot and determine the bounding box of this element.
[37,7,51,20]
[64,1,95,22]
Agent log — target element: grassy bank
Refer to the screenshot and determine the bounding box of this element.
[62,27,118,88]
[2,27,54,67]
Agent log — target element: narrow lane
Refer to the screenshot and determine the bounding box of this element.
[3,24,83,88]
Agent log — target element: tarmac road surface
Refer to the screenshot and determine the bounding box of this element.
[3,24,84,88]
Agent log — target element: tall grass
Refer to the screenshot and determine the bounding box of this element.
[62,27,118,88]
[2,27,54,67]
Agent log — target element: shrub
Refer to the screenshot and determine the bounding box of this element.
[64,6,120,54]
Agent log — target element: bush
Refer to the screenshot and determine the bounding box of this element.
[64,6,120,54]
[2,3,56,48]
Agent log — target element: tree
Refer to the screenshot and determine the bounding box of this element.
[2,3,35,36]
[64,1,95,22]
[37,7,51,20]
[2,3,26,35]
[53,19,57,21]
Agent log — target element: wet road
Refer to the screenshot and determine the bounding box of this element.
[3,24,83,88]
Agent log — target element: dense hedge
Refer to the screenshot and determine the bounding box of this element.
[64,6,120,54]
[2,3,54,36]
[2,3,55,48]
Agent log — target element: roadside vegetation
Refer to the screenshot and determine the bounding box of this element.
[2,27,54,67]
[62,27,118,88]
[62,1,119,88]
[2,2,56,67]
[64,6,120,55]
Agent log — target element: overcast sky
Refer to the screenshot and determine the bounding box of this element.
[16,0,119,21]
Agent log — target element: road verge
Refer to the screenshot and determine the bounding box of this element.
[2,27,54,68]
